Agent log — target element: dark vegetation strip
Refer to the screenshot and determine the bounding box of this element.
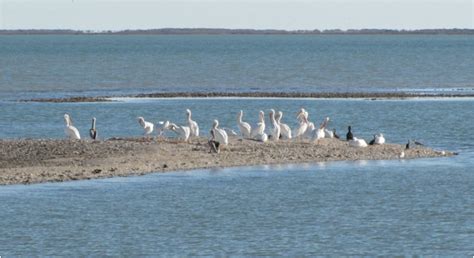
[20,92,474,103]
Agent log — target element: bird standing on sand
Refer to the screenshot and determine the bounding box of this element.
[346,126,354,141]
[237,110,251,138]
[167,122,191,142]
[137,117,154,136]
[251,110,265,139]
[349,137,368,147]
[268,109,281,141]
[374,133,385,145]
[406,140,424,149]
[156,121,170,137]
[208,129,220,153]
[276,111,292,139]
[186,109,199,137]
[333,129,340,139]
[89,117,97,140]
[64,113,81,140]
[210,119,228,152]
[313,117,329,142]
[294,115,308,139]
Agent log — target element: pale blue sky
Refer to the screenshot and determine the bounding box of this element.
[0,0,473,30]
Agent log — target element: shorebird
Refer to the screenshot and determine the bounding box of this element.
[276,111,292,139]
[313,117,329,142]
[156,121,170,138]
[374,133,385,145]
[210,119,228,152]
[254,132,268,142]
[89,117,97,140]
[168,122,191,142]
[294,114,309,140]
[237,110,251,138]
[186,109,199,137]
[64,113,81,140]
[137,117,154,136]
[268,109,281,141]
[349,137,368,147]
[346,126,354,141]
[251,110,265,139]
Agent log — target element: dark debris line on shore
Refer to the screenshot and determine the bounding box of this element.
[19,92,474,103]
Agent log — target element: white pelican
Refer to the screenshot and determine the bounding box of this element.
[237,110,251,138]
[346,126,354,141]
[168,122,191,142]
[369,133,386,145]
[156,121,170,137]
[254,132,268,142]
[324,129,334,138]
[349,137,368,147]
[268,109,281,141]
[186,109,199,137]
[276,111,291,140]
[297,109,315,139]
[313,117,329,142]
[296,108,307,123]
[375,133,385,145]
[64,113,81,140]
[137,117,154,136]
[251,110,265,139]
[211,119,229,151]
[89,117,97,140]
[322,117,333,138]
[294,113,309,139]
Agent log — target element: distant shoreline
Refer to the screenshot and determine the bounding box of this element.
[2,28,474,35]
[20,91,474,103]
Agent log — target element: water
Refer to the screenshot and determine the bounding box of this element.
[1,35,474,255]
[0,158,473,256]
[0,98,473,255]
[1,35,474,100]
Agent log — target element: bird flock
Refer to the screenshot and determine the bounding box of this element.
[63,108,389,153]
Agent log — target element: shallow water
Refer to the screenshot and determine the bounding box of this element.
[0,156,473,256]
[1,35,474,100]
[0,98,473,255]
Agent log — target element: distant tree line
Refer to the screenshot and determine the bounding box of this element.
[1,28,474,35]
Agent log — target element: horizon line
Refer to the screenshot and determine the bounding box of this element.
[1,28,474,35]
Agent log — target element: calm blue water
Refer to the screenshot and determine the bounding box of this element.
[0,98,473,255]
[1,35,474,100]
[1,35,474,255]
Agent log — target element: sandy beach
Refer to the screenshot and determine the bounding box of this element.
[0,137,451,185]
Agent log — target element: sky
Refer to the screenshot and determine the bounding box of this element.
[0,0,473,30]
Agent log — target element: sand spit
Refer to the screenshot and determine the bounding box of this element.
[21,91,474,103]
[0,137,451,185]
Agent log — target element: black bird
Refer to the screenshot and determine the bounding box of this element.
[333,128,340,139]
[89,117,98,140]
[369,135,376,145]
[413,140,424,146]
[406,140,424,150]
[346,126,354,141]
[208,129,220,153]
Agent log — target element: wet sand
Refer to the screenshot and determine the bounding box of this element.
[0,137,451,185]
[21,91,474,103]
